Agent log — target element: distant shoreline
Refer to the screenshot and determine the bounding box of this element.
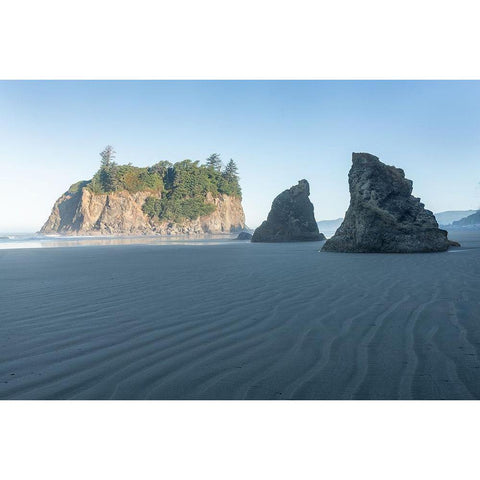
[0,231,257,250]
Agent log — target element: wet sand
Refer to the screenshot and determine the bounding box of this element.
[1,231,479,399]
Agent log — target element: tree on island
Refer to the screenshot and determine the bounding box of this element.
[97,145,120,192]
[88,147,242,219]
[206,153,222,171]
[217,158,241,197]
[223,159,239,180]
[100,145,116,167]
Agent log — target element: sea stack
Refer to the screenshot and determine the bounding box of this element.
[322,153,454,253]
[236,231,253,240]
[40,154,246,236]
[252,180,325,242]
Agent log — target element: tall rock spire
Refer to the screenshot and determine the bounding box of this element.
[322,153,457,253]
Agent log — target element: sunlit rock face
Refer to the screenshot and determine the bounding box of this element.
[40,188,245,236]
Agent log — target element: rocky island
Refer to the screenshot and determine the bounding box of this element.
[251,179,325,242]
[322,153,457,253]
[41,148,245,235]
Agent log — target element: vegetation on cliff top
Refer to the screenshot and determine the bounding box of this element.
[78,146,241,222]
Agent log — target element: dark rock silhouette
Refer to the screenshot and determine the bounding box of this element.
[236,231,253,240]
[322,153,456,253]
[252,180,325,242]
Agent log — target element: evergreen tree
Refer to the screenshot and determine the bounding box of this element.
[206,153,222,171]
[97,145,120,192]
[100,145,116,167]
[149,160,172,177]
[99,166,118,192]
[223,159,239,180]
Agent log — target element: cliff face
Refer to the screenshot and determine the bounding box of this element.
[40,187,246,235]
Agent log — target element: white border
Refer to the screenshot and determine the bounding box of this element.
[1,0,480,79]
[2,1,480,479]
[1,401,479,479]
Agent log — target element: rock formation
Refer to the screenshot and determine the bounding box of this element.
[236,231,253,240]
[322,153,455,253]
[251,180,325,242]
[41,186,245,236]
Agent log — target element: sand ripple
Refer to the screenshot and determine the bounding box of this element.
[1,232,480,399]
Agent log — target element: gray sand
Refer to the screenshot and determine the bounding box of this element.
[1,232,479,400]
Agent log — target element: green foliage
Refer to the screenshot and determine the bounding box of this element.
[206,153,222,171]
[142,196,162,217]
[170,160,216,197]
[116,165,163,192]
[149,161,172,177]
[143,193,216,222]
[158,159,224,221]
[224,159,238,178]
[83,147,241,223]
[67,180,89,194]
[88,175,104,194]
[100,145,116,167]
[154,197,216,222]
[87,147,164,195]
[219,159,242,197]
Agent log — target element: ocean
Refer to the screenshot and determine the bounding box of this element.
[0,233,250,249]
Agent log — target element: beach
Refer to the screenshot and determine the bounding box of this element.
[1,231,479,400]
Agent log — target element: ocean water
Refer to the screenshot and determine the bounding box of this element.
[0,230,340,250]
[0,233,44,249]
[0,228,463,249]
[0,233,252,249]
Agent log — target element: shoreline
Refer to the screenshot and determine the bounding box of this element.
[0,232,254,250]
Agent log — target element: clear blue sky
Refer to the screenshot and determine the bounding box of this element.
[1,80,479,232]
